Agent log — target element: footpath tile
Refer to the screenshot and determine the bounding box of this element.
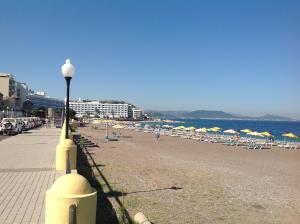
[0,128,61,224]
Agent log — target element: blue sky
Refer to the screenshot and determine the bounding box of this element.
[0,0,299,118]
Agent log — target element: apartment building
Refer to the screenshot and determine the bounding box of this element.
[25,93,65,110]
[70,99,130,118]
[132,108,144,119]
[0,73,17,97]
[1,73,64,111]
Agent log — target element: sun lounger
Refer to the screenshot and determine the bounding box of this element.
[242,143,263,150]
[192,137,201,141]
[222,141,237,146]
[278,143,299,149]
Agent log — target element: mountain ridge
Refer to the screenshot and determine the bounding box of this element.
[146,110,294,121]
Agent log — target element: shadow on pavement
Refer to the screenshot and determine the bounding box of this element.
[105,186,182,198]
[75,135,120,224]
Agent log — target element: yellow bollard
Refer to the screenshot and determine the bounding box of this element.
[45,174,97,224]
[60,121,66,141]
[60,121,73,141]
[56,138,77,170]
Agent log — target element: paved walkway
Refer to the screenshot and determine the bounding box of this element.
[0,127,61,224]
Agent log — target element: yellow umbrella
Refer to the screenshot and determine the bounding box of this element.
[224,129,238,134]
[185,126,196,131]
[260,132,274,137]
[282,133,298,139]
[240,129,252,133]
[206,127,222,132]
[247,131,264,138]
[173,126,185,130]
[112,124,124,129]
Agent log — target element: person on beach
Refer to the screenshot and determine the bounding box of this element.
[46,118,52,128]
[156,132,160,140]
[45,118,49,128]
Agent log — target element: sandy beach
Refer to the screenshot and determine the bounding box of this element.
[78,125,300,224]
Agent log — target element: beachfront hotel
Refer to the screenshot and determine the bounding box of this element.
[132,108,144,119]
[70,98,144,119]
[70,99,129,118]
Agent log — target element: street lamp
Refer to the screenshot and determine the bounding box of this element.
[61,58,75,139]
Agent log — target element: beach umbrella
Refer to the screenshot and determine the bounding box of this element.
[195,128,207,133]
[162,125,173,129]
[247,131,264,138]
[282,133,298,139]
[223,129,238,135]
[240,129,252,133]
[185,126,196,131]
[112,124,124,129]
[260,132,274,137]
[208,127,222,138]
[208,127,222,132]
[173,125,185,130]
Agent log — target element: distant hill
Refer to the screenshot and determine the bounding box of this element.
[181,110,236,119]
[146,110,188,118]
[146,110,293,121]
[256,114,292,121]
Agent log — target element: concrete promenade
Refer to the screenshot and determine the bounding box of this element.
[0,127,61,224]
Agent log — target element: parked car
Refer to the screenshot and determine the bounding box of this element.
[2,118,23,135]
[33,117,42,127]
[20,117,31,131]
[28,117,35,129]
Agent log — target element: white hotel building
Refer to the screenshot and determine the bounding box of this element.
[69,99,131,118]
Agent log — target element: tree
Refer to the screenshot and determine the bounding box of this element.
[94,109,100,118]
[23,100,33,116]
[2,97,15,109]
[69,108,76,119]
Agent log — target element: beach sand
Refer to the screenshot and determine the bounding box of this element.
[78,125,300,224]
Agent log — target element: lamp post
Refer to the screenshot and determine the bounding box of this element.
[61,59,75,140]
